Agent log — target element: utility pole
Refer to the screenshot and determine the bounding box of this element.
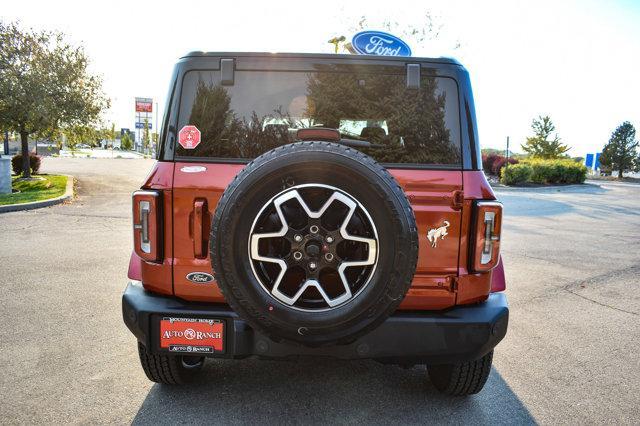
[505,136,510,169]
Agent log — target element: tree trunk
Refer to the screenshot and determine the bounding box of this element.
[20,130,31,178]
[619,166,624,180]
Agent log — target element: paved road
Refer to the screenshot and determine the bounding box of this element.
[1,159,638,424]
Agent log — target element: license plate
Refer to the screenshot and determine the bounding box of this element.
[159,317,224,354]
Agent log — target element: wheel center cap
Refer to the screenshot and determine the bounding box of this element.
[305,240,321,257]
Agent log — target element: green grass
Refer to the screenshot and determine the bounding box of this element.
[0,175,68,206]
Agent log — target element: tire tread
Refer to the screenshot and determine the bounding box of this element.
[137,342,198,385]
[428,350,493,396]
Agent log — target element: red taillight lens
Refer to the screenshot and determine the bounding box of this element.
[133,190,162,262]
[471,201,502,272]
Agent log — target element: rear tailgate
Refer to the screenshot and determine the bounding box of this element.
[171,163,462,309]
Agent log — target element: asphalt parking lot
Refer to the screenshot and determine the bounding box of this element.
[1,158,638,424]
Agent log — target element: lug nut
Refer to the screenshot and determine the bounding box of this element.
[325,253,334,262]
[294,234,303,242]
[309,225,319,234]
[326,236,334,243]
[293,251,303,261]
[309,262,317,270]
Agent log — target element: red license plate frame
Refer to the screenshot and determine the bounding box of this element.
[159,317,225,354]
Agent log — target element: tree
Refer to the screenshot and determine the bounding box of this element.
[106,123,117,147]
[329,10,461,54]
[121,133,133,150]
[521,115,570,159]
[142,119,150,153]
[63,125,98,150]
[306,66,457,164]
[187,81,241,157]
[600,121,639,179]
[0,21,109,177]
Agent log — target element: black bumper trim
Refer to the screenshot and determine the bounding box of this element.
[122,281,508,364]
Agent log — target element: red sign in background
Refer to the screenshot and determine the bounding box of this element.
[178,125,201,149]
[135,101,153,113]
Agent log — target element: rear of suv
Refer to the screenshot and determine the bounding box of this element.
[122,52,508,395]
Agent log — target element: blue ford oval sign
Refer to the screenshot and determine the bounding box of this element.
[351,31,412,57]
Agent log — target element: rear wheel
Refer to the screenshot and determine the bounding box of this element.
[427,351,493,395]
[137,342,204,385]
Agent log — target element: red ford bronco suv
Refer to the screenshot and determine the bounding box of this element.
[122,52,508,396]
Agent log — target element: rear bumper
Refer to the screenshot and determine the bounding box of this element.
[122,281,508,364]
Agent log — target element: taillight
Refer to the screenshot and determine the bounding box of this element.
[133,190,162,262]
[471,201,502,272]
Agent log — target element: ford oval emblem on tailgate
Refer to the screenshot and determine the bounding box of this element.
[352,31,412,57]
[186,272,214,284]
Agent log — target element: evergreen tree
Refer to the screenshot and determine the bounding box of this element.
[600,121,638,179]
[521,115,570,159]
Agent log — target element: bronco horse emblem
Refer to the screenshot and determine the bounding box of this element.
[427,221,450,248]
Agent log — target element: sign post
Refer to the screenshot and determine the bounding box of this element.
[134,97,153,152]
[505,136,510,170]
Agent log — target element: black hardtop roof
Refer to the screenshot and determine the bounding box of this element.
[181,51,462,67]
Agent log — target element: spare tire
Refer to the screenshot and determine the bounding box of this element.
[210,142,418,346]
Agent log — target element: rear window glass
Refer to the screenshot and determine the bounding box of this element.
[175,67,461,166]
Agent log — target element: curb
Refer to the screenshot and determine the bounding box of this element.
[492,182,600,191]
[0,175,75,213]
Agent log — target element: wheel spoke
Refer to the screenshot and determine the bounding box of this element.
[249,191,293,300]
[272,279,336,307]
[335,201,377,300]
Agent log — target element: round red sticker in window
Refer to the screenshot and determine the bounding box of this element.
[178,125,201,149]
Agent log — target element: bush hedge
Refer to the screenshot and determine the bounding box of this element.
[500,159,587,185]
[501,164,533,185]
[523,159,587,184]
[11,154,42,176]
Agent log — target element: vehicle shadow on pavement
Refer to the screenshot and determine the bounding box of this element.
[132,358,535,425]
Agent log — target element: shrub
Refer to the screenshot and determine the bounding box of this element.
[11,154,42,176]
[482,153,501,174]
[501,163,533,185]
[482,153,519,175]
[522,159,587,184]
[492,156,518,175]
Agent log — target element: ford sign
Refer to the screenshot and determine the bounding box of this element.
[351,31,412,57]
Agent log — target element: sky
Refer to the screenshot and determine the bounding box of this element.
[2,0,639,157]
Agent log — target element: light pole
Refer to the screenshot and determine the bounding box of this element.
[155,102,158,154]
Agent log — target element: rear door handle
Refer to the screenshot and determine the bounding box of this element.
[193,199,206,258]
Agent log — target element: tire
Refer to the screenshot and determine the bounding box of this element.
[137,342,204,385]
[427,350,494,396]
[210,141,418,346]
